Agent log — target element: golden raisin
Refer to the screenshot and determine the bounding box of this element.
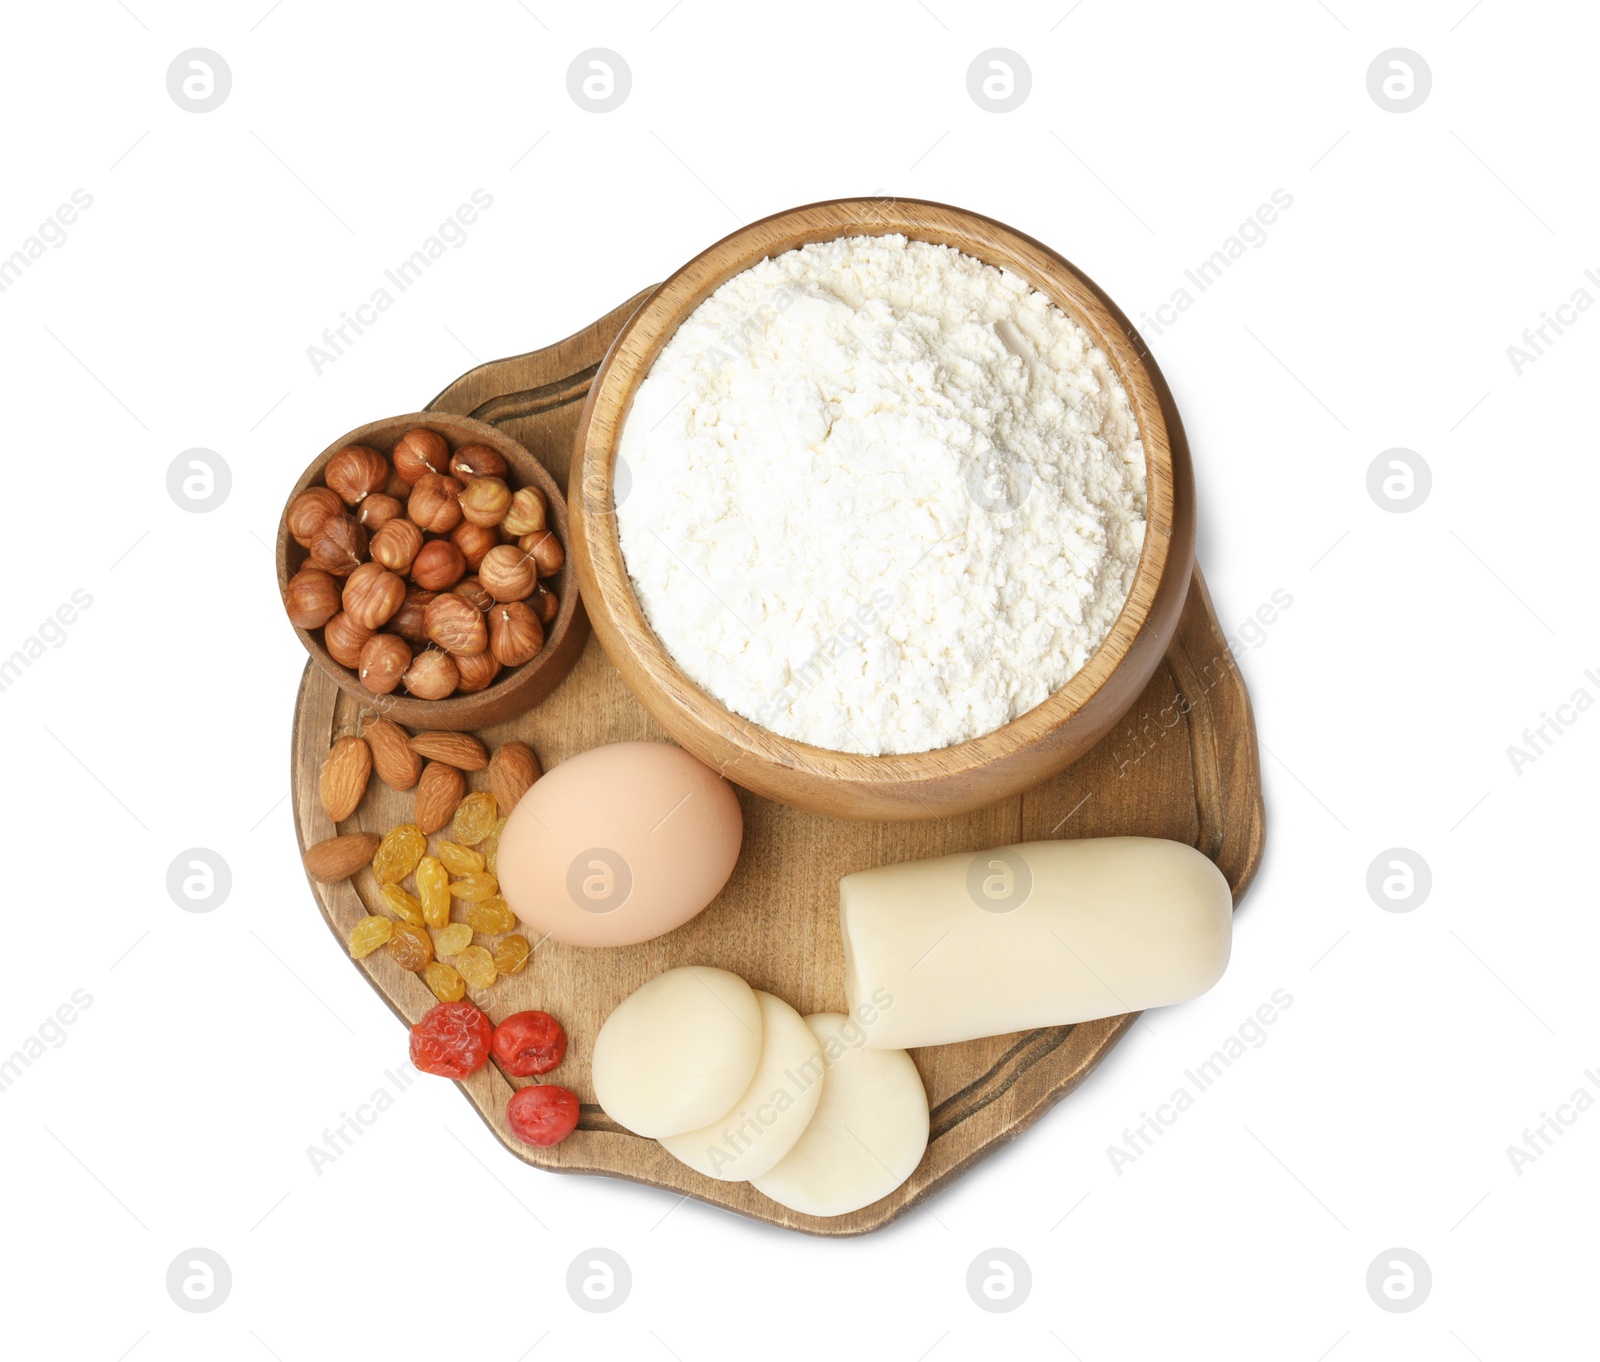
[348,915,393,958]
[452,791,499,846]
[379,884,426,926]
[456,945,496,990]
[387,921,434,971]
[437,840,484,876]
[482,817,507,874]
[422,961,466,1002]
[434,923,473,956]
[449,871,500,903]
[373,823,426,885]
[465,897,518,934]
[491,934,531,975]
[416,856,451,929]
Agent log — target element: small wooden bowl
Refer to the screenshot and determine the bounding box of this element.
[571,198,1196,820]
[276,411,586,731]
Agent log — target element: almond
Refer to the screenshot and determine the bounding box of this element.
[488,741,541,814]
[408,730,489,771]
[364,716,421,791]
[303,832,380,883]
[319,735,372,822]
[415,760,466,835]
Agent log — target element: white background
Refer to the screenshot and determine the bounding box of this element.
[1,1,1594,1358]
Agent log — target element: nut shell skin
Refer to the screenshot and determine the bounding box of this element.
[411,540,467,592]
[453,649,502,693]
[479,544,536,602]
[403,649,458,700]
[357,492,404,531]
[324,445,390,505]
[489,601,543,666]
[284,566,342,629]
[450,520,497,570]
[390,588,438,643]
[287,486,343,546]
[408,473,465,534]
[449,443,507,482]
[370,518,423,574]
[460,477,512,529]
[307,513,367,576]
[393,427,450,484]
[424,592,488,656]
[323,611,374,668]
[341,562,406,631]
[358,633,411,694]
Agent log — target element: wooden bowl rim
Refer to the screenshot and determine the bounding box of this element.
[573,196,1181,782]
[275,410,579,728]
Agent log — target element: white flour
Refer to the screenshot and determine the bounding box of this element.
[615,234,1148,756]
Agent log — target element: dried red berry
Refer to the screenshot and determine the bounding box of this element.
[491,1011,567,1077]
[506,1085,580,1148]
[409,1000,492,1079]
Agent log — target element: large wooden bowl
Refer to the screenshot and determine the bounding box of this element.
[276,411,587,730]
[570,198,1196,819]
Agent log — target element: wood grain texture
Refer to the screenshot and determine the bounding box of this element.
[569,198,1198,819]
[288,290,1265,1236]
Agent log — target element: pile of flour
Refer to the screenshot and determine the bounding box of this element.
[614,234,1147,756]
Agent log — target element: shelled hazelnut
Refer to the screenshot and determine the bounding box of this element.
[393,427,450,484]
[412,540,467,592]
[308,513,367,576]
[454,650,502,693]
[285,566,342,629]
[450,444,507,482]
[409,474,464,534]
[403,648,458,700]
[451,520,497,570]
[489,601,543,666]
[502,486,548,537]
[358,633,412,694]
[287,486,343,546]
[325,446,390,505]
[479,544,536,602]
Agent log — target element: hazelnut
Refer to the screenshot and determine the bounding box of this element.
[449,443,507,482]
[450,519,497,570]
[287,486,343,546]
[411,540,467,591]
[408,473,464,534]
[424,592,488,656]
[519,529,566,578]
[502,486,548,537]
[489,600,544,666]
[342,561,407,631]
[358,633,411,694]
[324,445,391,505]
[357,492,404,531]
[308,513,368,576]
[393,428,450,484]
[453,649,502,693]
[530,582,559,625]
[453,577,493,613]
[323,611,374,668]
[403,648,458,700]
[459,476,512,529]
[479,544,536,601]
[370,518,424,574]
[284,566,342,629]
[390,588,438,643]
[383,466,409,500]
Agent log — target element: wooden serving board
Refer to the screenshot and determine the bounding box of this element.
[289,290,1266,1236]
